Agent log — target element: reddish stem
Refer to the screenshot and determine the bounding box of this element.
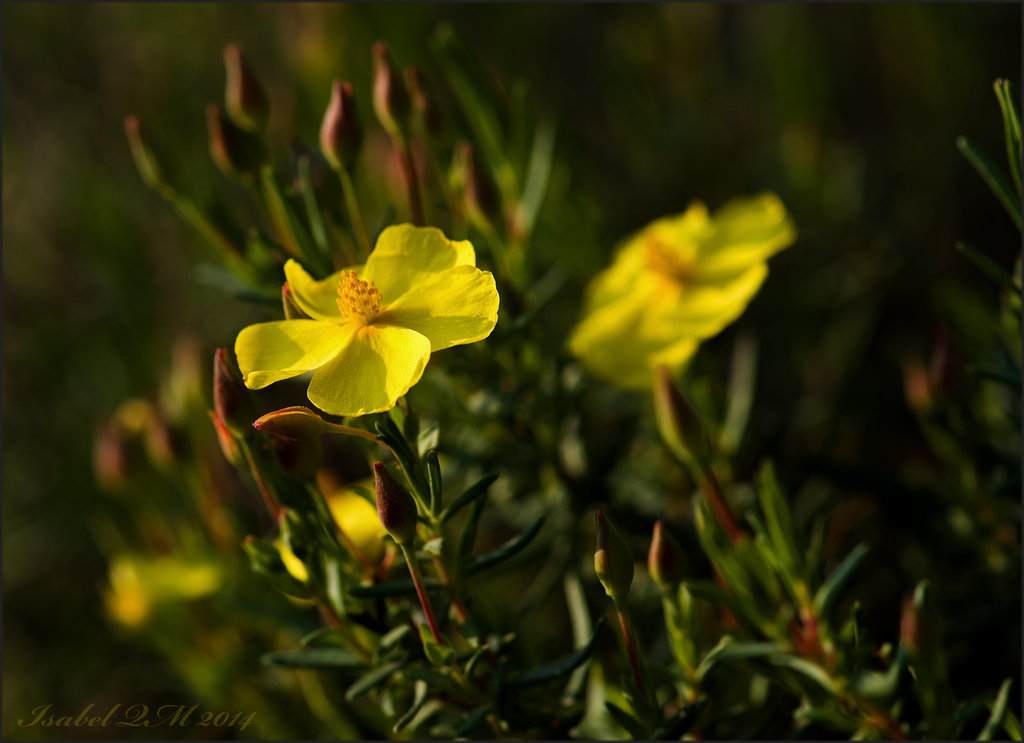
[617,608,647,697]
[701,468,743,544]
[401,543,442,643]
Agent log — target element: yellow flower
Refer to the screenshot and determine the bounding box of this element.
[569,193,795,388]
[103,554,222,628]
[325,481,388,564]
[236,225,499,416]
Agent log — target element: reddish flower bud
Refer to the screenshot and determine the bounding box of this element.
[405,64,442,138]
[124,116,176,194]
[373,461,418,544]
[207,103,262,179]
[320,80,363,171]
[594,510,634,602]
[223,42,270,132]
[648,521,687,590]
[213,348,253,437]
[372,41,410,140]
[458,142,501,225]
[209,410,244,468]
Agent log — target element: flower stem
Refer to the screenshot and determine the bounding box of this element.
[335,165,371,259]
[396,136,424,226]
[400,542,442,643]
[615,601,648,699]
[700,466,743,544]
[238,439,281,520]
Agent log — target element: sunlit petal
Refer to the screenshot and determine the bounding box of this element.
[236,319,353,389]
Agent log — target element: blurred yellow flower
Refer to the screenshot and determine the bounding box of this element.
[275,538,310,584]
[569,193,795,388]
[323,480,388,564]
[103,554,222,628]
[236,225,499,417]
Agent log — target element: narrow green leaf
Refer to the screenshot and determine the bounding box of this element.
[455,706,492,738]
[424,449,443,515]
[756,460,801,575]
[300,627,350,648]
[297,155,331,264]
[507,616,605,688]
[345,662,402,701]
[440,473,498,524]
[685,580,765,639]
[349,577,441,598]
[405,667,466,698]
[562,570,594,699]
[604,701,649,740]
[261,646,366,669]
[463,515,545,577]
[994,80,1022,197]
[957,136,1022,229]
[519,118,557,234]
[979,679,1014,740]
[812,543,870,618]
[720,334,759,455]
[260,165,322,267]
[419,623,456,666]
[393,679,429,733]
[956,242,1022,296]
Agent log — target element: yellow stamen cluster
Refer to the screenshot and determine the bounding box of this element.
[337,270,383,325]
[645,237,696,285]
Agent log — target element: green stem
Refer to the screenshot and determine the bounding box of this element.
[397,136,425,226]
[336,165,371,258]
[238,438,281,519]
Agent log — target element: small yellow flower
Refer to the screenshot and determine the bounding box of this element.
[324,481,388,564]
[569,193,795,388]
[236,225,499,416]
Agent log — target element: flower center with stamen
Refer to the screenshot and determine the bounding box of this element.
[337,270,383,325]
[645,237,696,285]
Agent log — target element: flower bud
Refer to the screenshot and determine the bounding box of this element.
[405,64,442,138]
[458,142,501,225]
[213,348,253,437]
[209,410,244,468]
[253,406,329,440]
[653,365,711,471]
[648,520,687,591]
[281,282,308,319]
[373,461,418,544]
[594,510,634,602]
[124,116,176,194]
[223,42,269,132]
[207,103,262,179]
[320,80,363,171]
[93,419,131,491]
[372,41,410,141]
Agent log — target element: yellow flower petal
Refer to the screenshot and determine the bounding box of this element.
[307,324,432,416]
[236,319,353,389]
[382,265,499,351]
[326,489,386,563]
[363,224,476,301]
[694,194,796,282]
[284,259,354,320]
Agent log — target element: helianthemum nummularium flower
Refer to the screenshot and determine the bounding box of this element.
[235,225,499,416]
[569,193,795,388]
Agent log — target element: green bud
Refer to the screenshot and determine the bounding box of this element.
[223,42,269,132]
[213,348,253,437]
[373,461,418,545]
[372,41,410,141]
[653,365,711,471]
[206,103,262,179]
[648,520,687,591]
[405,64,442,138]
[253,406,329,440]
[124,115,175,194]
[320,79,363,171]
[594,510,633,602]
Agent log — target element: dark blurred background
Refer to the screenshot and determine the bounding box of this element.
[3,3,1019,739]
